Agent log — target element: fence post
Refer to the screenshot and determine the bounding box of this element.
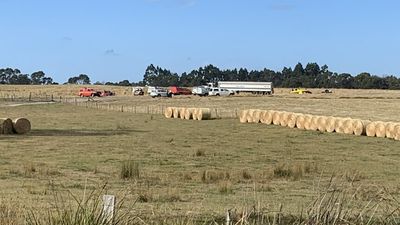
[102,195,115,223]
[29,92,32,102]
[121,105,124,112]
[51,94,54,102]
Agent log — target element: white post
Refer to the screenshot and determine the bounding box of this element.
[103,195,115,223]
[226,210,231,225]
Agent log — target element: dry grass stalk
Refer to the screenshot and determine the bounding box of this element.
[12,118,31,135]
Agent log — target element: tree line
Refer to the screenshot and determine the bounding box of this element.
[2,62,400,89]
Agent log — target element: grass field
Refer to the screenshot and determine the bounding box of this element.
[1,85,400,224]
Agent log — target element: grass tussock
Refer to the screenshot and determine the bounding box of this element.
[273,162,317,180]
[0,200,20,225]
[120,160,140,180]
[201,170,230,183]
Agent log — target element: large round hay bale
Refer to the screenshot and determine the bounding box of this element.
[280,112,290,127]
[334,117,347,134]
[303,115,313,130]
[259,110,268,124]
[179,107,186,119]
[272,111,282,125]
[184,108,195,120]
[343,119,355,135]
[353,119,369,136]
[252,110,262,123]
[366,122,377,137]
[246,109,256,123]
[385,122,397,139]
[239,110,248,123]
[192,108,199,120]
[173,107,181,119]
[164,107,174,118]
[0,118,13,135]
[12,118,31,134]
[325,117,336,133]
[310,116,319,131]
[317,116,327,132]
[287,113,298,128]
[263,110,274,125]
[296,113,306,130]
[394,125,400,141]
[375,121,387,138]
[197,108,211,120]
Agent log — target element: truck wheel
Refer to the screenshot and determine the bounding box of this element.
[216,93,220,96]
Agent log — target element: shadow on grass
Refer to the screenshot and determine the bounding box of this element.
[28,128,147,137]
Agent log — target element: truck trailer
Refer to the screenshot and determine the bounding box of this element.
[217,81,273,95]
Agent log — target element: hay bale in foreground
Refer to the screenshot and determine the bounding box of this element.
[184,108,195,120]
[272,111,282,125]
[366,122,377,137]
[196,108,211,120]
[296,114,306,130]
[334,117,347,134]
[394,125,400,141]
[375,121,387,138]
[262,110,274,125]
[353,120,369,136]
[287,113,298,128]
[164,107,174,118]
[317,116,327,132]
[0,118,13,135]
[12,118,31,134]
[192,108,199,120]
[252,110,262,123]
[173,107,181,119]
[385,122,397,139]
[343,119,355,135]
[239,110,248,123]
[259,110,268,124]
[325,117,336,133]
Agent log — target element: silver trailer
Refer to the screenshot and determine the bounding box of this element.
[218,81,273,95]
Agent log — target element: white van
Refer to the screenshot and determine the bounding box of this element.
[208,88,232,96]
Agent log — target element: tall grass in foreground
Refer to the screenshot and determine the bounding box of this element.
[25,184,137,225]
[24,178,400,225]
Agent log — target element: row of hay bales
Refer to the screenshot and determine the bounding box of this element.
[239,109,400,140]
[0,118,31,135]
[164,107,212,120]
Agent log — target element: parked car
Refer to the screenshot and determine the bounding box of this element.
[168,86,192,95]
[133,87,144,96]
[149,88,171,98]
[79,88,101,97]
[208,88,233,96]
[192,86,210,96]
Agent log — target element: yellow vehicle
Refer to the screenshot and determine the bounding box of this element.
[290,88,312,94]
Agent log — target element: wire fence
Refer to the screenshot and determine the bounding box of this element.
[0,93,239,119]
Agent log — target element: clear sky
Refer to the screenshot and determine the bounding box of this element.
[1,0,399,83]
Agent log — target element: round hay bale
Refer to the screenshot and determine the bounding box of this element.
[303,115,313,130]
[394,125,400,141]
[325,117,336,133]
[263,110,274,125]
[0,118,13,135]
[173,107,181,119]
[317,116,327,132]
[197,108,211,120]
[164,107,174,118]
[179,108,186,119]
[343,119,355,135]
[252,110,262,123]
[259,110,268,124]
[366,122,377,137]
[287,113,298,128]
[12,118,31,134]
[310,116,319,131]
[272,111,282,125]
[353,119,369,136]
[296,113,306,130]
[184,108,195,120]
[375,121,387,138]
[280,112,290,127]
[334,117,347,134]
[246,109,256,123]
[239,110,248,123]
[192,108,199,120]
[385,122,397,139]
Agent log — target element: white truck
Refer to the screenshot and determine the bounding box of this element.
[217,81,273,95]
[192,86,210,96]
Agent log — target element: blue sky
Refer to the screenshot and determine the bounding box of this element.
[1,0,399,83]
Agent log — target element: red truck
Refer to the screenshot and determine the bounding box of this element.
[168,86,192,95]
